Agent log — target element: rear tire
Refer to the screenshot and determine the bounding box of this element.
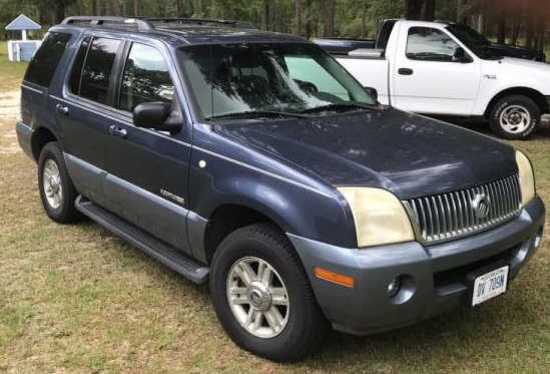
[489,95,539,140]
[209,223,328,362]
[38,142,80,223]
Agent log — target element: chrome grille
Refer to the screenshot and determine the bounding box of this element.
[404,174,521,244]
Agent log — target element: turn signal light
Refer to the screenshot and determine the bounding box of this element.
[314,267,355,288]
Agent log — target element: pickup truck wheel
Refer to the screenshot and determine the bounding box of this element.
[38,142,80,223]
[210,223,328,362]
[489,95,540,139]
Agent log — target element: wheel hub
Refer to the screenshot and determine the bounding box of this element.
[499,105,531,134]
[247,282,272,312]
[43,159,63,210]
[226,256,290,338]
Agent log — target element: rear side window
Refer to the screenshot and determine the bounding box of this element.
[69,37,122,105]
[24,32,71,87]
[119,43,174,112]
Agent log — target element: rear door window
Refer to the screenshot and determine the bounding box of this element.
[24,32,72,87]
[69,37,123,106]
[118,43,174,112]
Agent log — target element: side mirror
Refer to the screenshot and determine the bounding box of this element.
[364,86,378,101]
[452,47,472,63]
[133,102,182,134]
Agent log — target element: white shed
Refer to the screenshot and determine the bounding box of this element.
[5,14,42,62]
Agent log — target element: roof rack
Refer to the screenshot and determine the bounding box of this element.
[61,16,153,31]
[143,17,257,29]
[60,16,257,31]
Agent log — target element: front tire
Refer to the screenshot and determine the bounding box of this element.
[210,224,328,362]
[38,142,80,223]
[489,95,540,139]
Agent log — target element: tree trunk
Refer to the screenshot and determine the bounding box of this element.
[294,0,302,36]
[496,0,506,44]
[360,0,368,37]
[262,0,271,30]
[306,0,313,39]
[405,0,423,20]
[526,13,535,48]
[323,0,335,37]
[476,12,484,33]
[133,0,139,16]
[536,15,546,51]
[423,0,435,21]
[91,0,98,15]
[55,1,65,23]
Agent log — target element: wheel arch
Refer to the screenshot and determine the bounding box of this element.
[31,127,58,161]
[202,202,291,264]
[484,87,549,118]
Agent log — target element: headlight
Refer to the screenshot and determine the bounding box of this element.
[516,150,535,206]
[337,187,414,248]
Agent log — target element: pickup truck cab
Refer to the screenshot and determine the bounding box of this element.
[16,17,545,362]
[316,19,550,139]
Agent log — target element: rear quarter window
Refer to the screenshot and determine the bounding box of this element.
[69,37,123,106]
[24,32,72,87]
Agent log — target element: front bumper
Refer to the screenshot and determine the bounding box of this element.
[288,196,545,335]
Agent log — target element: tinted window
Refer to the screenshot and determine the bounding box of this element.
[406,27,460,62]
[119,43,174,111]
[24,32,71,87]
[69,37,91,94]
[77,37,122,105]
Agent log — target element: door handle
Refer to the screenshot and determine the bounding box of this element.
[398,68,414,75]
[108,125,128,139]
[55,103,69,115]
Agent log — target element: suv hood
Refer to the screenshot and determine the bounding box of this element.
[215,108,517,199]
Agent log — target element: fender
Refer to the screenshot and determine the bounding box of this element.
[188,125,357,251]
[473,58,550,116]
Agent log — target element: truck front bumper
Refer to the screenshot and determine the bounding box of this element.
[288,196,545,335]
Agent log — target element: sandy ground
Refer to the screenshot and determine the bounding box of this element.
[0,90,20,155]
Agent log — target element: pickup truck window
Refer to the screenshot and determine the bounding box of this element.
[406,27,460,62]
[178,43,375,121]
[119,43,175,112]
[24,32,71,87]
[69,37,122,105]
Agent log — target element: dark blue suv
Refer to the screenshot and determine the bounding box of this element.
[16,16,545,362]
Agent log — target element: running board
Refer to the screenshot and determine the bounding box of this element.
[75,195,209,284]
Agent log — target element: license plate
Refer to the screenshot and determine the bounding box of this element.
[471,265,509,306]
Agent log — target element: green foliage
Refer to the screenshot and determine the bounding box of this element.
[0,0,409,40]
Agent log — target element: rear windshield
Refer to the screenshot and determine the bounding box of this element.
[24,32,72,87]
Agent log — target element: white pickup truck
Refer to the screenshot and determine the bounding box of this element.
[315,20,550,139]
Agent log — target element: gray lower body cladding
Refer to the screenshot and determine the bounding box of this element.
[289,196,545,335]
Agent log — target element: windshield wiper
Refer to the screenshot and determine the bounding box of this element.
[205,110,307,121]
[299,102,378,114]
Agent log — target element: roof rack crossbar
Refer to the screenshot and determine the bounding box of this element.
[61,16,153,31]
[143,17,257,29]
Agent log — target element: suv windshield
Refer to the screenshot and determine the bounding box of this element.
[177,43,376,121]
[446,24,503,60]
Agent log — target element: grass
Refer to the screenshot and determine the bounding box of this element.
[0,51,549,374]
[0,41,28,92]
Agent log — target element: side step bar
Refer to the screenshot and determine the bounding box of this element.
[75,196,209,284]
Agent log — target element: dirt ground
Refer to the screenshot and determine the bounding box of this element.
[0,90,19,155]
